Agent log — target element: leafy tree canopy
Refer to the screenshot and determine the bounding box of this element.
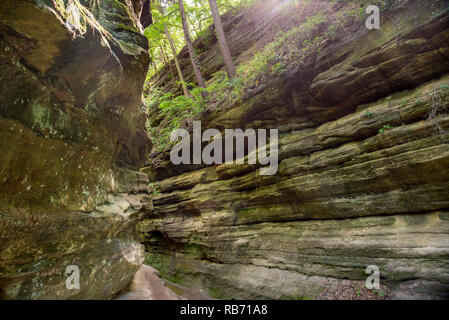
[144,0,245,80]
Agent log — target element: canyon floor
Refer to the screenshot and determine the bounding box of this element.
[116,264,391,300]
[116,265,212,300]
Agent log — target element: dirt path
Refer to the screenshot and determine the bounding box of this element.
[116,265,184,300]
[116,265,212,300]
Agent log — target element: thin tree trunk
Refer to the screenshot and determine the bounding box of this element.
[179,0,206,88]
[140,0,152,28]
[208,0,237,79]
[150,54,158,73]
[152,60,158,73]
[160,44,175,81]
[158,4,190,97]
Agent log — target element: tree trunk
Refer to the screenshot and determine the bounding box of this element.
[149,51,157,73]
[158,4,190,97]
[179,0,206,88]
[152,59,158,73]
[208,0,237,79]
[160,44,175,81]
[140,0,152,29]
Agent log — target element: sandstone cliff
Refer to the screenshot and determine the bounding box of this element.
[0,0,151,299]
[141,0,449,299]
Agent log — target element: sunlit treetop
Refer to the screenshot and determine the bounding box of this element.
[144,0,247,79]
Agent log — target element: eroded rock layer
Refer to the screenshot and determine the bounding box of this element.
[141,0,449,299]
[0,0,151,299]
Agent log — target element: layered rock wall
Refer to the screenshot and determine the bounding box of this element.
[140,0,449,299]
[0,0,151,299]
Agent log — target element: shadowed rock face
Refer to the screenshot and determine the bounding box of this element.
[0,0,151,299]
[141,0,449,299]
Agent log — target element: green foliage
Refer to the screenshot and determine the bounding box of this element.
[145,0,244,79]
[440,83,449,92]
[146,85,208,152]
[378,124,394,134]
[372,289,385,297]
[401,98,409,106]
[236,12,328,88]
[148,182,161,196]
[145,0,245,152]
